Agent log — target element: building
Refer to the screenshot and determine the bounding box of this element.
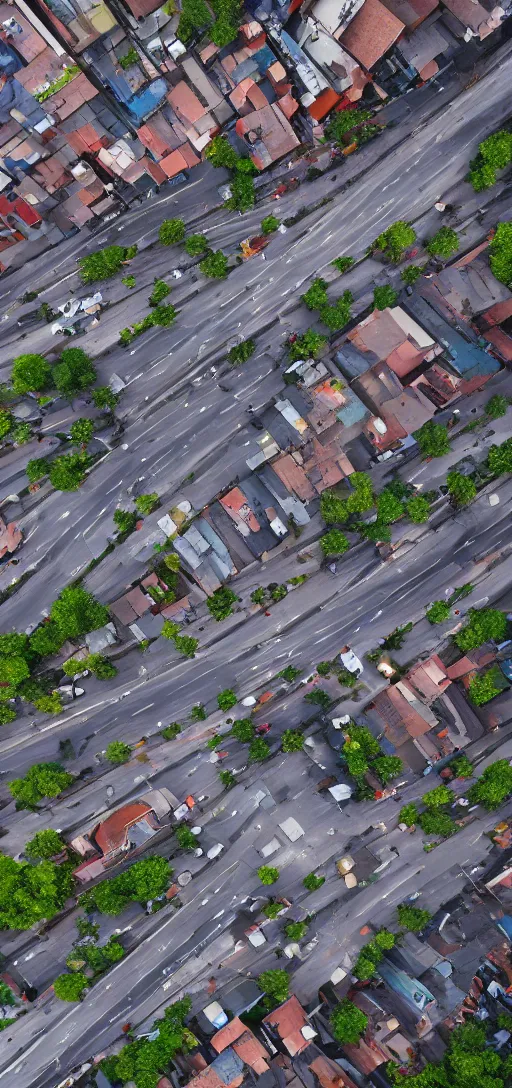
[71,786,178,880]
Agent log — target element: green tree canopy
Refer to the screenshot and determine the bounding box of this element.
[373,285,398,310]
[302,278,329,311]
[469,666,503,706]
[261,215,279,234]
[406,494,431,522]
[396,903,432,932]
[288,329,327,362]
[11,353,52,395]
[303,872,325,891]
[401,264,423,285]
[228,339,255,366]
[105,741,131,763]
[89,856,171,914]
[25,829,65,860]
[52,348,96,397]
[398,803,419,826]
[330,1000,368,1044]
[332,257,354,274]
[325,107,371,145]
[159,218,185,246]
[489,221,512,288]
[377,488,405,523]
[50,585,108,642]
[426,600,451,624]
[455,607,507,651]
[231,718,254,742]
[176,825,197,850]
[486,394,509,419]
[258,865,279,885]
[49,453,91,491]
[419,810,456,837]
[320,489,348,524]
[53,972,88,1001]
[319,290,352,331]
[281,729,304,752]
[0,409,13,439]
[135,493,159,516]
[200,251,228,279]
[320,529,350,557]
[468,758,512,809]
[205,135,239,169]
[0,853,75,929]
[372,755,403,784]
[248,737,270,762]
[184,234,208,257]
[217,688,237,710]
[207,586,237,621]
[446,471,477,505]
[9,762,74,808]
[78,245,133,284]
[374,221,416,262]
[258,968,289,1005]
[414,420,451,458]
[423,784,452,807]
[427,227,459,259]
[70,418,95,445]
[92,386,118,411]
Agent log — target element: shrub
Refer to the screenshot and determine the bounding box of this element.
[319,291,352,331]
[200,251,228,278]
[423,785,452,807]
[320,489,348,524]
[320,529,349,557]
[330,1000,368,1045]
[258,865,279,885]
[427,227,459,259]
[207,586,237,621]
[446,471,476,506]
[303,872,325,891]
[372,755,403,784]
[398,803,419,826]
[284,921,308,941]
[121,274,136,288]
[248,737,270,761]
[105,741,131,764]
[316,661,332,677]
[184,234,208,257]
[288,329,327,362]
[162,723,181,740]
[450,754,473,778]
[419,810,456,837]
[191,704,207,721]
[25,829,65,860]
[231,718,254,742]
[54,972,88,1001]
[397,904,432,932]
[406,494,430,523]
[258,969,289,1005]
[414,420,451,458]
[373,221,416,262]
[426,600,451,624]
[373,285,398,310]
[113,509,137,535]
[11,353,52,394]
[70,418,94,445]
[148,279,171,306]
[325,107,371,144]
[469,666,503,705]
[281,729,304,752]
[92,387,118,411]
[485,394,509,419]
[332,257,354,274]
[219,769,236,790]
[263,901,283,920]
[455,608,507,651]
[135,493,159,516]
[159,218,185,246]
[279,665,301,682]
[176,824,197,850]
[304,688,331,710]
[78,245,130,284]
[261,215,279,234]
[218,688,237,711]
[228,339,255,366]
[12,422,32,445]
[401,264,423,285]
[302,278,329,311]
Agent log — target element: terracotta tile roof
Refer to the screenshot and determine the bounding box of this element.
[271,454,316,502]
[137,123,173,159]
[478,298,512,327]
[179,142,201,168]
[235,103,299,168]
[212,1017,270,1072]
[341,0,405,69]
[405,655,451,702]
[372,685,432,740]
[308,88,341,120]
[160,148,190,178]
[167,82,207,125]
[482,326,512,361]
[262,995,310,1056]
[220,487,260,531]
[309,1055,358,1088]
[276,93,299,120]
[94,801,153,855]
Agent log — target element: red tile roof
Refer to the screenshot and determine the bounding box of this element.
[341,0,405,68]
[160,148,190,178]
[167,82,207,125]
[262,995,310,1056]
[372,685,432,741]
[220,487,260,531]
[308,88,342,120]
[212,1017,270,1073]
[94,801,153,855]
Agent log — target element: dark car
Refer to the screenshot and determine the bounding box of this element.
[17,309,41,328]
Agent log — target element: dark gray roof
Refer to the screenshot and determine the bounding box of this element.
[221,978,263,1015]
[335,342,376,379]
[211,1048,245,1085]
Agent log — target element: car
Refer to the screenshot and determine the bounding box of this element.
[16,309,41,328]
[336,645,363,675]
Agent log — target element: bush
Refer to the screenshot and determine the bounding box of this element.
[406,494,430,523]
[184,234,208,257]
[49,453,90,491]
[419,810,456,837]
[304,688,331,710]
[248,737,270,761]
[372,755,403,784]
[455,607,507,651]
[176,824,197,850]
[11,353,52,395]
[469,666,503,705]
[398,803,419,826]
[25,829,65,860]
[288,329,327,362]
[200,251,228,279]
[373,221,416,262]
[148,279,171,306]
[207,586,237,621]
[284,921,308,941]
[427,227,459,259]
[426,600,451,624]
[319,291,352,331]
[281,729,304,752]
[303,872,325,891]
[135,493,159,516]
[330,1000,368,1045]
[231,718,254,742]
[105,741,131,764]
[397,904,431,932]
[258,865,279,885]
[332,257,354,274]
[0,409,13,439]
[162,723,181,740]
[401,264,423,285]
[279,665,301,682]
[320,489,348,524]
[468,758,512,809]
[373,285,398,310]
[414,420,451,458]
[78,245,132,284]
[320,529,349,557]
[486,394,509,419]
[228,339,255,366]
[423,784,452,807]
[261,215,279,234]
[325,107,371,145]
[70,418,94,446]
[219,769,236,790]
[113,509,137,535]
[12,421,32,445]
[263,900,283,920]
[217,688,237,711]
[316,661,332,677]
[92,386,118,411]
[159,218,185,245]
[446,471,476,506]
[302,278,329,311]
[54,972,88,1001]
[258,969,289,1005]
[191,704,207,721]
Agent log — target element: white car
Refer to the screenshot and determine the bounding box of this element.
[338,646,363,675]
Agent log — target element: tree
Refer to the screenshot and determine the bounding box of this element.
[319,291,352,331]
[281,729,304,753]
[9,762,74,808]
[261,215,279,234]
[228,339,255,366]
[219,769,236,789]
[113,509,137,535]
[302,278,329,311]
[320,489,348,524]
[330,1000,368,1045]
[163,553,180,573]
[25,829,65,860]
[258,969,289,1005]
[200,250,228,278]
[162,620,179,641]
[419,810,456,837]
[0,853,75,929]
[279,665,301,682]
[251,587,266,605]
[78,245,133,284]
[207,586,237,621]
[374,221,416,262]
[26,457,49,483]
[455,608,507,651]
[288,329,327,362]
[427,227,459,259]
[372,755,403,784]
[184,234,208,257]
[469,666,503,705]
[49,453,91,491]
[446,471,477,505]
[162,722,181,740]
[320,529,350,557]
[401,264,423,285]
[151,304,176,329]
[488,436,512,477]
[174,635,198,658]
[317,661,332,677]
[450,754,474,778]
[426,600,451,624]
[148,279,171,307]
[377,488,405,523]
[258,865,279,885]
[423,785,452,807]
[217,688,237,711]
[346,471,374,513]
[397,904,432,932]
[373,285,398,310]
[332,257,354,274]
[356,520,391,544]
[50,586,108,641]
[469,131,512,191]
[159,218,185,245]
[70,418,95,446]
[486,394,509,419]
[0,409,13,439]
[344,741,368,778]
[12,422,32,445]
[398,802,419,826]
[489,222,512,288]
[92,386,118,411]
[414,420,451,458]
[248,737,270,761]
[34,693,63,715]
[0,654,29,693]
[54,972,88,1001]
[284,920,308,941]
[231,718,254,742]
[106,741,131,764]
[352,952,378,980]
[303,872,325,891]
[346,725,380,758]
[406,494,430,523]
[0,704,16,725]
[135,493,159,516]
[304,688,331,710]
[91,856,171,914]
[176,825,197,850]
[205,135,239,169]
[325,107,371,144]
[11,353,52,395]
[29,620,63,657]
[52,348,96,397]
[191,704,207,721]
[468,759,512,809]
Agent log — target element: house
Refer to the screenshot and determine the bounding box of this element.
[0,515,22,560]
[262,995,317,1055]
[211,1018,270,1073]
[235,103,300,170]
[476,298,512,364]
[339,0,405,71]
[71,787,178,881]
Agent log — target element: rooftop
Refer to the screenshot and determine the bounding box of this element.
[340,0,405,69]
[262,995,311,1056]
